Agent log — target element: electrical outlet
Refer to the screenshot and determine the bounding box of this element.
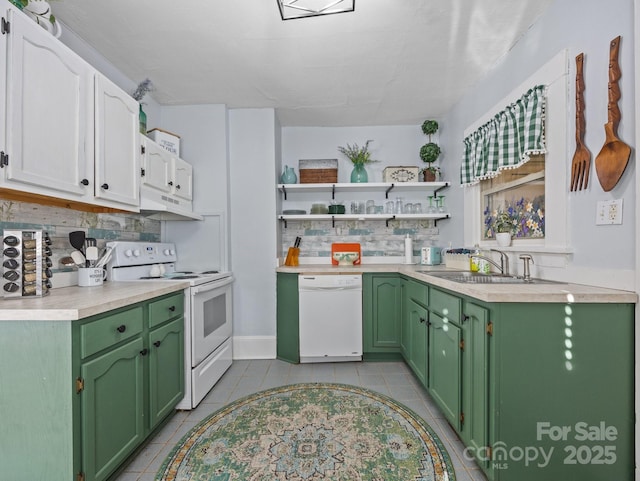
[596,199,623,225]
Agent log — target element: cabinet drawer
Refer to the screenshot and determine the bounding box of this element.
[81,306,144,358]
[430,288,461,322]
[406,279,428,306]
[149,293,184,328]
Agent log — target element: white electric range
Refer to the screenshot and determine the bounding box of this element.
[106,241,233,409]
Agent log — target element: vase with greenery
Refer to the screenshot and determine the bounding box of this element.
[494,211,515,246]
[132,78,154,134]
[338,140,378,183]
[420,120,441,181]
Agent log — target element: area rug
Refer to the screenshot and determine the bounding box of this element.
[156,383,455,481]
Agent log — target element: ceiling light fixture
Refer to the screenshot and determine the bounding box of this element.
[277,0,355,20]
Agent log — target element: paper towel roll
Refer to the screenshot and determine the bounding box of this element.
[404,235,413,264]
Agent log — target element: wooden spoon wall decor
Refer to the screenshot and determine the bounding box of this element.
[595,36,632,192]
[570,53,591,191]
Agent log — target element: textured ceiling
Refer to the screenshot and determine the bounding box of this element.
[51,0,553,126]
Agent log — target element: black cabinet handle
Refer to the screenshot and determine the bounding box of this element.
[168,305,176,312]
[419,317,426,323]
[461,314,470,323]
[116,325,126,333]
[168,181,173,186]
[140,348,148,356]
[101,183,109,190]
[153,340,161,347]
[80,178,89,186]
[175,184,181,190]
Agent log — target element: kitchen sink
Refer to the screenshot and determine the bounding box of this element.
[417,270,566,285]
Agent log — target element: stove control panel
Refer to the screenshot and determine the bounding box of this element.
[107,241,178,267]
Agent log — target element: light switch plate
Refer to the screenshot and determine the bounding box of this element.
[596,199,623,225]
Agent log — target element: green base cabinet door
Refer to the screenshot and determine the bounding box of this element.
[277,273,300,363]
[149,317,185,429]
[81,337,145,481]
[428,312,462,430]
[406,299,428,384]
[460,301,489,469]
[363,274,402,357]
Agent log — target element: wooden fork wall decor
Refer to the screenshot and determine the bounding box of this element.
[570,53,591,191]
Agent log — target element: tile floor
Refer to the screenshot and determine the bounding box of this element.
[113,359,489,481]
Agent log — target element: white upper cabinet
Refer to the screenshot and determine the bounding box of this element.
[141,137,173,194]
[172,157,193,201]
[94,74,140,207]
[0,3,140,211]
[4,6,93,197]
[0,10,7,168]
[141,137,193,201]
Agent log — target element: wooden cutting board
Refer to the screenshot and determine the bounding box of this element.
[331,243,361,265]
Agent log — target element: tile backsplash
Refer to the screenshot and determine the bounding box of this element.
[280,219,441,259]
[0,200,161,273]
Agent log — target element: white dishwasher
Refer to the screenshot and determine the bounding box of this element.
[298,274,363,363]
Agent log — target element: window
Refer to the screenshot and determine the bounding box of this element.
[463,50,568,252]
[481,155,545,240]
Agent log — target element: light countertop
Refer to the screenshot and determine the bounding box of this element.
[277,264,638,304]
[0,281,190,321]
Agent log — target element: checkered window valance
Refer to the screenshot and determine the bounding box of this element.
[460,85,547,187]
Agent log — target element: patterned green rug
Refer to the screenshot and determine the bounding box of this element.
[156,383,455,481]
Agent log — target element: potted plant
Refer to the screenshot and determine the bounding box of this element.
[338,140,378,183]
[420,120,441,181]
[494,211,515,246]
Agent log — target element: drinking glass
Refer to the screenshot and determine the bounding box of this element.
[385,201,395,214]
[427,196,435,214]
[437,196,446,213]
[395,197,403,215]
[414,203,423,214]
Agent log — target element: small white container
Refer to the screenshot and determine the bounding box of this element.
[147,128,181,156]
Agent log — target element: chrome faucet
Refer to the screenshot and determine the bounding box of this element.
[469,249,510,276]
[519,254,534,282]
[490,249,510,276]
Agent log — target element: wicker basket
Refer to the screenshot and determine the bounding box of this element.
[298,159,338,184]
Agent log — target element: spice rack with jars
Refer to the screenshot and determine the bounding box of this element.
[277,182,450,227]
[2,230,52,297]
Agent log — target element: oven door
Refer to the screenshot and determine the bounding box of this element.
[191,276,233,366]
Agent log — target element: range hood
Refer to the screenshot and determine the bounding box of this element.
[139,190,203,221]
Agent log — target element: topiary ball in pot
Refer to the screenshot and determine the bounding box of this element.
[421,120,439,136]
[420,142,441,164]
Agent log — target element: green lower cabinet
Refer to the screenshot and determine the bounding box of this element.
[363,274,402,359]
[149,317,185,429]
[427,312,462,430]
[407,300,428,384]
[0,292,185,481]
[81,337,146,481]
[488,302,634,481]
[276,273,299,363]
[460,302,489,470]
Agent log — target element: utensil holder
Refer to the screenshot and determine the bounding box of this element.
[284,247,300,266]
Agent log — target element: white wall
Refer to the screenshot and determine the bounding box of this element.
[228,109,280,357]
[441,0,635,287]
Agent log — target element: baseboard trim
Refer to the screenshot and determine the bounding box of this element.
[232,335,277,360]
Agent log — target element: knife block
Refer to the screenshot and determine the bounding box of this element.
[284,247,300,266]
